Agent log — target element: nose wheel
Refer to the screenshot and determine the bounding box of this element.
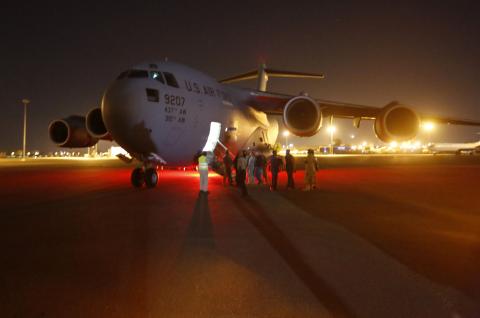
[131,168,144,188]
[145,168,158,188]
[131,167,158,188]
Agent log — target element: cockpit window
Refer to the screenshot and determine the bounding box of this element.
[150,71,165,84]
[127,70,148,78]
[163,72,179,88]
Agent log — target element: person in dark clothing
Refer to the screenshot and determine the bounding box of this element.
[236,150,248,196]
[254,152,265,184]
[268,150,283,190]
[285,149,295,189]
[233,152,239,186]
[223,150,233,186]
[261,153,268,184]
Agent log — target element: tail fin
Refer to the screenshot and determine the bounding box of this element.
[219,64,324,92]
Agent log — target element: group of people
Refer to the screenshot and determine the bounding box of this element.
[222,150,270,186]
[197,148,319,195]
[220,148,319,196]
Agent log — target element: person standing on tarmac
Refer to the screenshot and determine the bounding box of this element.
[247,151,256,184]
[198,151,209,194]
[223,150,233,186]
[304,149,318,191]
[254,151,265,184]
[268,150,283,191]
[236,150,248,196]
[261,152,268,184]
[285,149,295,189]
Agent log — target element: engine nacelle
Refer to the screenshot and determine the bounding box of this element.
[374,102,421,142]
[283,96,322,137]
[48,115,98,148]
[86,107,111,140]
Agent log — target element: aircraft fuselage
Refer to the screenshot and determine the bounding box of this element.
[102,61,272,165]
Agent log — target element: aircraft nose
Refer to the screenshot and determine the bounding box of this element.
[102,81,136,135]
[101,80,157,155]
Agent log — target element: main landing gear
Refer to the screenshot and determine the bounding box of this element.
[131,166,158,188]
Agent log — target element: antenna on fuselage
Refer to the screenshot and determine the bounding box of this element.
[218,64,325,92]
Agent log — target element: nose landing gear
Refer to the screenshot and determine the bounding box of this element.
[131,167,145,188]
[144,167,158,188]
[131,166,158,188]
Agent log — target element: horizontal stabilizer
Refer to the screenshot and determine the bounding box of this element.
[219,70,258,84]
[219,64,324,91]
[262,68,324,79]
[219,69,324,83]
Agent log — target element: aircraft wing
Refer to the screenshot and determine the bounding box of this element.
[246,91,389,119]
[417,113,480,126]
[315,99,379,119]
[245,91,291,114]
[247,90,480,125]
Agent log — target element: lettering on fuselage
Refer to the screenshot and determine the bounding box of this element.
[184,80,230,100]
[163,93,187,124]
[161,79,233,125]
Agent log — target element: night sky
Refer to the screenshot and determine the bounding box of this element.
[1,1,479,153]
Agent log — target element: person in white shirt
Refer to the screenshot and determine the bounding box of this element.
[246,151,256,184]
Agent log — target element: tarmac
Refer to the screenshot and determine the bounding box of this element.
[0,155,479,317]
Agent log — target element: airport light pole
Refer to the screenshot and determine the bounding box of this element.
[327,125,336,154]
[422,122,435,144]
[283,130,290,149]
[21,99,30,160]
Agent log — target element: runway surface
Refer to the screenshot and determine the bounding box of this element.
[0,155,479,317]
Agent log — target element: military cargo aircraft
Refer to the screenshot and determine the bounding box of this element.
[49,61,480,187]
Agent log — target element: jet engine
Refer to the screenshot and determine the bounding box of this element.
[86,107,111,140]
[48,115,98,148]
[283,95,322,137]
[374,102,421,142]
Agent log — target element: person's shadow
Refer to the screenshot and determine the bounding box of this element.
[184,193,215,249]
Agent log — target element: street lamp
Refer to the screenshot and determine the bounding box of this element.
[421,121,435,144]
[327,125,336,154]
[283,130,290,149]
[21,99,30,160]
